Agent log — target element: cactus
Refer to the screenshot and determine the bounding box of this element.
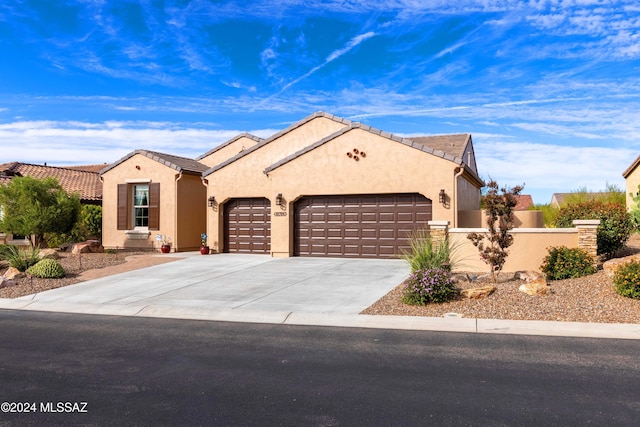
[26,259,66,279]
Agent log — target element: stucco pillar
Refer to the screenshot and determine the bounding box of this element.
[428,220,450,248]
[573,219,600,259]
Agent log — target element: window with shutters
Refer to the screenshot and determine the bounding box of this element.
[118,182,160,231]
[133,184,149,228]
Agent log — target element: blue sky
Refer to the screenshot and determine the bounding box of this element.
[1,0,639,204]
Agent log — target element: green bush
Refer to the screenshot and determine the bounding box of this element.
[555,200,633,257]
[402,268,458,305]
[26,258,66,279]
[401,229,461,272]
[4,246,41,272]
[529,203,559,228]
[540,246,597,280]
[0,244,18,260]
[614,261,640,299]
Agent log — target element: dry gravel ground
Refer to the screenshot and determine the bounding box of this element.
[0,251,178,299]
[363,236,640,324]
[2,239,640,324]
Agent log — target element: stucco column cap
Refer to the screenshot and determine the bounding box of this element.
[428,220,450,228]
[572,219,600,227]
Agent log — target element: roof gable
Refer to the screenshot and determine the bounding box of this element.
[264,123,473,173]
[203,111,351,177]
[196,133,264,161]
[101,149,209,176]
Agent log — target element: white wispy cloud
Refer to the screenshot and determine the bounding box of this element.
[0,120,277,165]
[277,31,376,94]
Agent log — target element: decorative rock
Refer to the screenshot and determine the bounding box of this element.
[39,248,59,260]
[452,273,472,283]
[514,270,544,282]
[603,254,640,278]
[71,240,104,254]
[460,285,496,299]
[3,267,25,280]
[519,278,550,296]
[0,277,16,289]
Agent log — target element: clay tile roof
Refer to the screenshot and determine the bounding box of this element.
[514,195,534,210]
[0,163,102,202]
[65,164,111,173]
[100,149,209,176]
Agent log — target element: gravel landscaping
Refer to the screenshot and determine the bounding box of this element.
[363,236,640,324]
[2,239,640,324]
[0,250,150,299]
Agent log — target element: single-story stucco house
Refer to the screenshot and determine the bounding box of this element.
[623,155,640,209]
[100,111,483,257]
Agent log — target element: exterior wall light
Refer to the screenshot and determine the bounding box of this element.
[208,196,216,207]
[439,189,446,204]
[275,193,284,206]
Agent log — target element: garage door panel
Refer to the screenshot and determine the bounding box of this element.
[224,198,271,254]
[295,194,432,258]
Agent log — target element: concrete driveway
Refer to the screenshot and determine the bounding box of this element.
[9,254,409,318]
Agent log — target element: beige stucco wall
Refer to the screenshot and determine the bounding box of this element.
[450,228,578,273]
[626,167,640,210]
[456,175,481,213]
[199,135,261,168]
[206,124,481,257]
[101,153,205,252]
[458,210,544,228]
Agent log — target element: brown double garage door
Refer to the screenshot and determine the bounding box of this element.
[224,194,432,258]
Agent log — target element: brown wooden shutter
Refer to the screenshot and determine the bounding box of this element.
[117,184,128,230]
[148,182,160,230]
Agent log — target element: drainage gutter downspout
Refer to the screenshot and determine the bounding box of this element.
[453,165,465,228]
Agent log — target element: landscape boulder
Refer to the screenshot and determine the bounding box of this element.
[514,270,544,282]
[603,254,640,278]
[71,240,104,255]
[460,285,496,299]
[519,278,550,296]
[0,277,16,289]
[39,248,59,260]
[3,267,24,280]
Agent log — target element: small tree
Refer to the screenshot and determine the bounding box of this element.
[0,176,81,248]
[629,185,640,231]
[467,180,523,282]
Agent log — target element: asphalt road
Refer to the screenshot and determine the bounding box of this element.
[1,309,639,426]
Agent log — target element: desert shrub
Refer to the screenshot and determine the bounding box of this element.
[613,261,640,299]
[0,244,18,260]
[540,246,597,280]
[555,200,633,257]
[4,246,41,272]
[402,268,458,305]
[26,258,66,278]
[401,229,455,272]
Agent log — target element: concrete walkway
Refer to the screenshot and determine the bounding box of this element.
[1,253,639,340]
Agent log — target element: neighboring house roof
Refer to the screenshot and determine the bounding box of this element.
[203,111,352,176]
[514,195,534,210]
[623,154,640,178]
[261,122,483,186]
[100,149,209,176]
[65,164,111,173]
[196,133,264,161]
[550,192,608,207]
[0,162,102,202]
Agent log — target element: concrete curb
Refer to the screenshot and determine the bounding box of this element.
[1,299,639,340]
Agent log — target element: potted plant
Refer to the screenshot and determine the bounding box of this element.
[160,235,172,253]
[200,232,210,255]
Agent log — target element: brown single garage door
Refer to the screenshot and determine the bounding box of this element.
[294,194,432,258]
[224,198,271,253]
